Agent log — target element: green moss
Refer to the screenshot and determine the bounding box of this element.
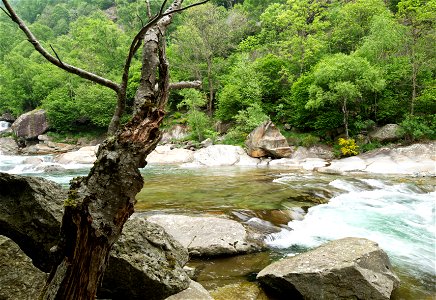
[64,189,79,207]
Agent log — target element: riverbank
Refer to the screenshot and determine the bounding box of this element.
[1,136,433,177]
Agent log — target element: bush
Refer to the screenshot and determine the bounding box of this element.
[176,89,216,142]
[336,138,359,157]
[398,115,435,142]
[285,132,320,147]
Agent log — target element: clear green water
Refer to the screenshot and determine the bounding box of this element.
[136,166,337,212]
[135,165,435,300]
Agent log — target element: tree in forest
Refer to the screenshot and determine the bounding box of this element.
[0,0,207,299]
[397,0,436,115]
[307,53,385,139]
[168,2,248,114]
[258,0,330,75]
[329,0,389,54]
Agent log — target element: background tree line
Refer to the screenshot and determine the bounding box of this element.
[1,0,435,145]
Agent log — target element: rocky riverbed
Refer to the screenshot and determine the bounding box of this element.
[0,137,435,299]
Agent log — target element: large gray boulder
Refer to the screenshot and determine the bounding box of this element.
[369,124,401,142]
[0,173,190,299]
[257,237,399,300]
[0,236,48,300]
[246,121,292,158]
[147,214,265,256]
[11,109,49,139]
[0,173,65,272]
[100,216,190,300]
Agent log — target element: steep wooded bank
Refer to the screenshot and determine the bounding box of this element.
[0,0,434,147]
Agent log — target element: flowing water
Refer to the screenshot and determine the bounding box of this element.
[0,153,435,299]
[0,121,10,132]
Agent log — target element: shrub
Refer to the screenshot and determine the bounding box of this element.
[337,138,359,157]
[398,115,434,143]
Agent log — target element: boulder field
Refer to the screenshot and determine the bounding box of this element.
[52,141,435,176]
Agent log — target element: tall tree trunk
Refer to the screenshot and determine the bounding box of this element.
[342,99,349,139]
[411,49,417,116]
[41,1,182,298]
[206,57,214,116]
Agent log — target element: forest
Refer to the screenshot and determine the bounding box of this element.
[0,0,435,148]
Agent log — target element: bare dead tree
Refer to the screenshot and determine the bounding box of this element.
[1,0,208,299]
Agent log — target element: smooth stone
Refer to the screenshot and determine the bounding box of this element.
[147,214,265,256]
[11,109,49,139]
[165,280,213,300]
[147,145,194,164]
[54,145,98,164]
[0,137,19,155]
[257,237,400,300]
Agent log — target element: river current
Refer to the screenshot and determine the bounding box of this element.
[0,153,434,299]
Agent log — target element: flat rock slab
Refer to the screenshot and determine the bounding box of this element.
[54,145,98,164]
[147,214,265,256]
[147,145,194,164]
[257,237,399,300]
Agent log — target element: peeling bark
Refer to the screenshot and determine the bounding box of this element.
[41,2,181,297]
[1,0,210,298]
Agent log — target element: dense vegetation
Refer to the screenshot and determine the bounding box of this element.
[1,0,435,146]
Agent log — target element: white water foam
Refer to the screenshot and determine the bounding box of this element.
[0,121,10,132]
[266,178,436,278]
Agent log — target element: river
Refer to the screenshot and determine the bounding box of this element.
[0,153,434,299]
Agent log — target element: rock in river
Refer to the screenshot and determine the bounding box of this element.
[147,214,266,256]
[0,173,190,299]
[257,237,399,300]
[245,121,292,159]
[11,109,49,139]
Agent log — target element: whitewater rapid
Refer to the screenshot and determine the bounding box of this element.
[267,176,436,280]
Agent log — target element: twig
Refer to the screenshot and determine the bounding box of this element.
[0,5,11,18]
[50,45,65,67]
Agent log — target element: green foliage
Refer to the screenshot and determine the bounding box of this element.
[359,141,382,153]
[352,118,376,134]
[307,53,385,137]
[286,132,320,147]
[329,0,390,53]
[42,87,80,131]
[177,89,215,142]
[398,114,435,142]
[233,103,269,134]
[216,55,263,121]
[0,0,434,150]
[42,83,116,132]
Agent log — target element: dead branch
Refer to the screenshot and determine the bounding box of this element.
[146,0,152,19]
[169,80,202,90]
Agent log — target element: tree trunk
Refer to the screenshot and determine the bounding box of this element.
[40,1,183,298]
[206,57,214,116]
[342,99,349,139]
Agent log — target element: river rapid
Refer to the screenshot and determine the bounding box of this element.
[0,153,434,299]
